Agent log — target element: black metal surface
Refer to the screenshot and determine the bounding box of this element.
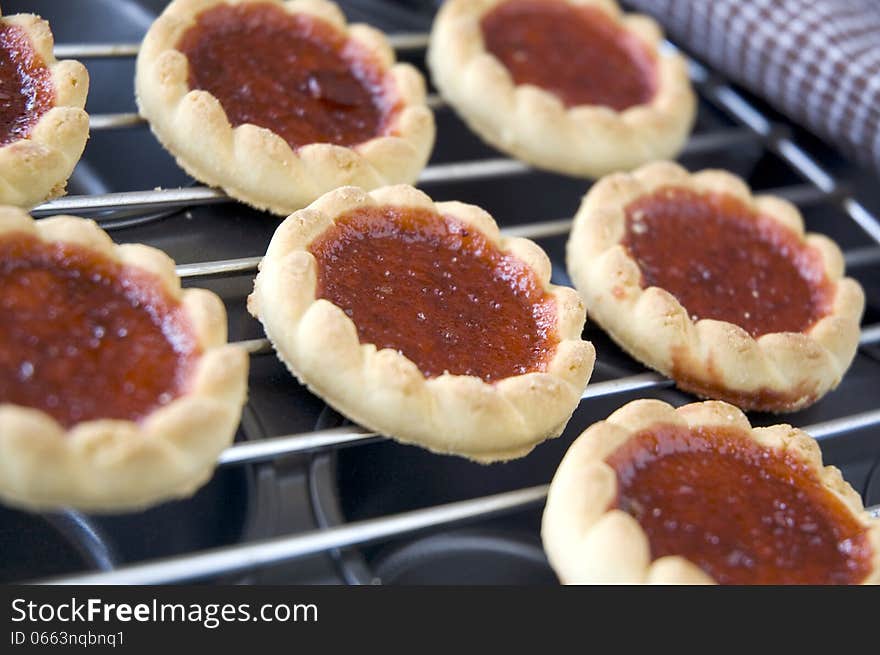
[0,507,113,583]
[1,0,879,584]
[370,529,555,585]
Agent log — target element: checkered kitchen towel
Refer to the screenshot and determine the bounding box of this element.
[626,0,880,172]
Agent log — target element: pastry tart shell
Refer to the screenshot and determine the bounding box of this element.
[566,161,865,412]
[0,12,89,208]
[541,398,880,584]
[135,0,435,216]
[0,208,249,512]
[249,184,595,462]
[427,0,695,178]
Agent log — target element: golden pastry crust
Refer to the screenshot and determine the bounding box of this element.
[0,12,89,207]
[542,399,880,585]
[427,0,695,178]
[0,207,249,512]
[249,184,595,462]
[567,161,865,412]
[135,0,435,216]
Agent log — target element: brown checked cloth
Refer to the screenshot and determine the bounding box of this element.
[625,0,880,172]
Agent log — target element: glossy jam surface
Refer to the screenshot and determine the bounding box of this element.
[178,2,398,149]
[0,23,54,146]
[606,424,873,585]
[623,187,832,337]
[480,0,656,110]
[309,206,558,382]
[0,235,199,428]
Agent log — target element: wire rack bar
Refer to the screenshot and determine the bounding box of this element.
[860,323,880,347]
[89,112,143,130]
[418,157,531,184]
[216,372,671,467]
[173,214,585,278]
[45,403,880,585]
[45,485,550,585]
[35,135,824,218]
[699,76,880,245]
[219,427,376,466]
[214,371,677,467]
[53,33,430,61]
[32,187,227,217]
[237,338,274,356]
[35,158,535,215]
[845,245,880,268]
[385,32,431,50]
[808,408,880,441]
[842,198,880,246]
[215,331,880,468]
[53,43,140,59]
[177,256,262,279]
[425,93,443,109]
[43,480,880,585]
[500,217,575,240]
[580,372,669,399]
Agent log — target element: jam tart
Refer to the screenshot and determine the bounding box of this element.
[428,0,695,178]
[0,208,248,512]
[249,185,595,462]
[542,399,880,585]
[566,161,865,412]
[136,0,435,216]
[0,11,89,207]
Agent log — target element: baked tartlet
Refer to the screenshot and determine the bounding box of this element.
[428,0,695,178]
[0,207,248,512]
[542,399,880,584]
[136,0,435,215]
[249,185,595,462]
[0,11,89,207]
[567,161,865,412]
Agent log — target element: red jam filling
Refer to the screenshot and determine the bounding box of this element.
[0,235,200,428]
[622,187,833,337]
[480,0,656,110]
[308,205,559,382]
[606,424,873,585]
[177,2,399,150]
[0,23,54,147]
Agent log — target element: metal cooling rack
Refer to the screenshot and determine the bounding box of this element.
[33,32,880,584]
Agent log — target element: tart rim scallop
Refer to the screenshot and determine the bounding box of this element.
[135,0,435,216]
[566,160,865,413]
[248,184,596,463]
[0,11,89,208]
[0,207,249,512]
[541,398,880,585]
[427,0,696,178]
